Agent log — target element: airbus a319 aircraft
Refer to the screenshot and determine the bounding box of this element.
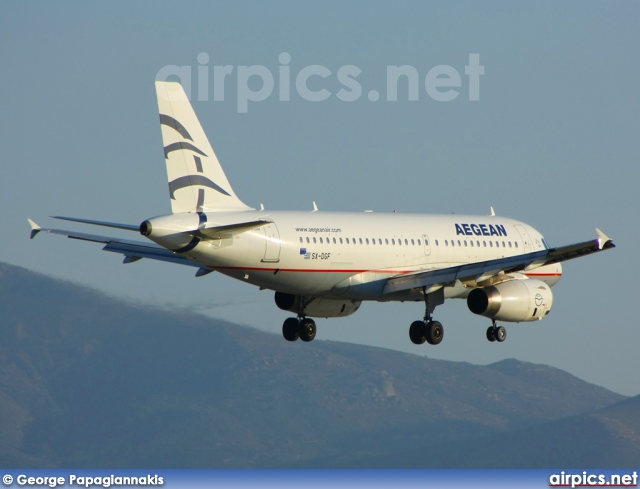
[29,81,615,345]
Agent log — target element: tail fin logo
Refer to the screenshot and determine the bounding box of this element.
[160,113,232,201]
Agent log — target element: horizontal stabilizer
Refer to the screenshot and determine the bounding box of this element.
[52,216,140,232]
[193,219,273,240]
[28,223,200,268]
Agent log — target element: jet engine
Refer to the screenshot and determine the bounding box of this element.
[466,278,553,322]
[275,292,361,318]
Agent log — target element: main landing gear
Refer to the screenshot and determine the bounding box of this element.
[282,317,317,342]
[282,296,317,342]
[409,288,445,346]
[486,319,507,343]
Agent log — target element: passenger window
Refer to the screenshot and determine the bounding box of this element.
[371,238,375,245]
[418,239,421,246]
[457,240,461,246]
[502,241,505,247]
[411,239,415,246]
[359,238,363,244]
[379,238,382,245]
[405,239,409,245]
[490,241,493,247]
[299,237,303,243]
[319,237,323,244]
[365,238,369,245]
[313,237,317,244]
[339,238,343,244]
[451,240,455,247]
[464,240,467,247]
[470,241,474,247]
[385,238,389,245]
[508,241,512,248]
[392,239,395,245]
[515,242,519,248]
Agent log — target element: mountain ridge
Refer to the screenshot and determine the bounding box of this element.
[0,262,629,467]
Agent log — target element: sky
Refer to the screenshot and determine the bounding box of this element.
[2,1,639,396]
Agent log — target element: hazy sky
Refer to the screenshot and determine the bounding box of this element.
[2,1,638,395]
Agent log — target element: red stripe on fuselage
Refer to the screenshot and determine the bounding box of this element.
[211,266,414,274]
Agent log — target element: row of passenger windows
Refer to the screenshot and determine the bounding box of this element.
[298,236,520,249]
[299,236,422,246]
[440,239,519,249]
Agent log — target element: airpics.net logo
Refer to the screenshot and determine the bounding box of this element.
[156,52,484,113]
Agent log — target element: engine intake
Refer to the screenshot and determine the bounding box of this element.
[467,279,553,322]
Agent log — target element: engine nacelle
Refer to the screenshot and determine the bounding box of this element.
[466,279,553,322]
[275,292,361,318]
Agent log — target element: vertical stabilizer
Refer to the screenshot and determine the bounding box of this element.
[155,81,252,213]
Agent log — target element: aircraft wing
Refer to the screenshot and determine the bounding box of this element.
[28,219,201,269]
[383,229,615,295]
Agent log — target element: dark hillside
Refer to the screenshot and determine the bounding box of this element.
[0,263,625,467]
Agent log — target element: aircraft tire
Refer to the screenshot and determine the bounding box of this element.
[282,317,300,342]
[299,318,317,342]
[495,326,507,342]
[486,326,496,342]
[426,320,444,345]
[409,321,427,345]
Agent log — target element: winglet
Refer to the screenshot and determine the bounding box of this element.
[28,219,41,239]
[595,228,613,250]
[312,201,318,212]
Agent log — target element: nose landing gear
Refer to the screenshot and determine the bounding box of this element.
[486,320,507,342]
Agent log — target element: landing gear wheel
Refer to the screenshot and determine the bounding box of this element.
[486,326,496,342]
[299,318,317,342]
[409,321,427,345]
[282,317,300,342]
[426,320,444,345]
[495,326,507,342]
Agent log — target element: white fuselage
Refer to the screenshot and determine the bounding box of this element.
[144,210,562,302]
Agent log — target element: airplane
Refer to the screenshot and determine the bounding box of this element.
[28,81,615,345]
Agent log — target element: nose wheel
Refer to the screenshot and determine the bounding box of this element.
[486,321,506,342]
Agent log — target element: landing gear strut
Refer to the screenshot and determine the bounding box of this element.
[486,320,506,343]
[409,288,445,346]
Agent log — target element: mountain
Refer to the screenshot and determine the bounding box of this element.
[0,262,627,467]
[314,393,640,469]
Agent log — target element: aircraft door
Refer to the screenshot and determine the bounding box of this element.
[262,223,281,262]
[514,224,533,253]
[422,234,431,256]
